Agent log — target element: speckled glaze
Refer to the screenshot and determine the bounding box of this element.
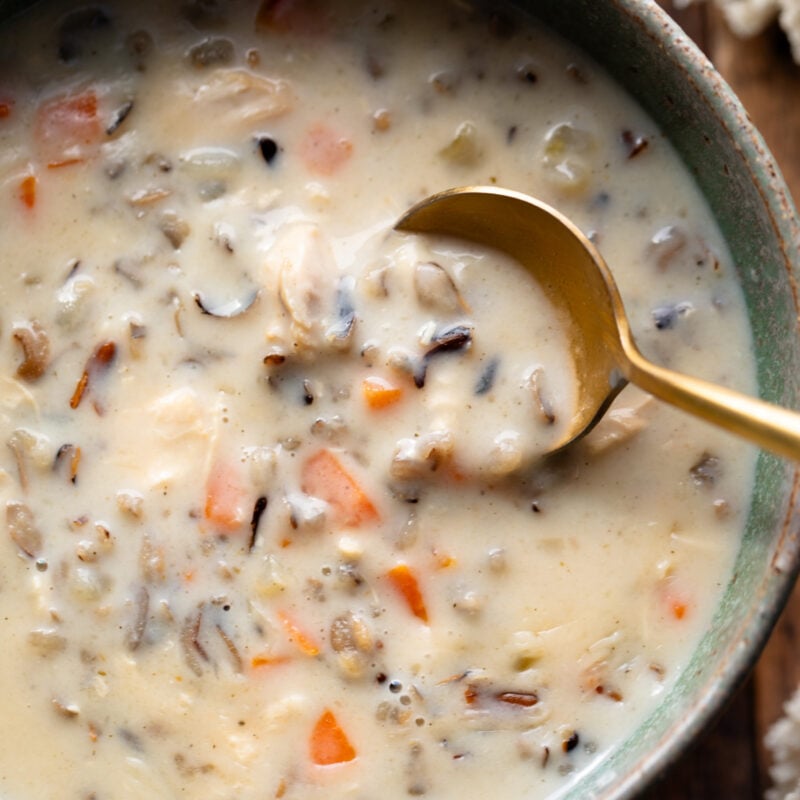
[0,0,798,797]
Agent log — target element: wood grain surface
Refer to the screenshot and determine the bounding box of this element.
[643,4,800,798]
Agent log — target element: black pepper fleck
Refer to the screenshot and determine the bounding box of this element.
[258,136,279,165]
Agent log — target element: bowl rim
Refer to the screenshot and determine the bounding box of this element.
[584,2,800,796]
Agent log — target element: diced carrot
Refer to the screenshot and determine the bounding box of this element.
[299,123,353,176]
[251,653,291,669]
[309,710,356,766]
[362,376,403,410]
[277,610,320,656]
[660,579,691,621]
[301,449,379,527]
[204,459,248,533]
[671,599,688,620]
[386,563,428,623]
[18,174,36,209]
[34,90,102,167]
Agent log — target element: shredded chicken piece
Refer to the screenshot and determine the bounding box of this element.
[581,396,657,456]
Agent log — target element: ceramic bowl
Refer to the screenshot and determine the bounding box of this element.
[530,1,800,796]
[0,0,798,797]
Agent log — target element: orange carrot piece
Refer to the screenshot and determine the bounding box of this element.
[660,580,691,621]
[18,174,36,209]
[362,376,403,410]
[204,459,248,533]
[670,598,688,620]
[34,91,101,167]
[277,610,320,656]
[251,653,291,669]
[387,563,428,623]
[309,710,356,766]
[299,123,353,176]
[301,449,378,527]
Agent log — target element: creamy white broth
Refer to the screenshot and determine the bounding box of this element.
[0,1,756,798]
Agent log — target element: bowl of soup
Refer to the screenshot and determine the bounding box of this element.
[0,0,797,798]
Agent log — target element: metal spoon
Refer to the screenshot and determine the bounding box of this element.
[395,185,800,460]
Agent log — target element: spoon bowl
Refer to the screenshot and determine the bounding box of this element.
[396,186,800,460]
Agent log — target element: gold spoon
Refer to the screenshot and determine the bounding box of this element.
[395,185,800,460]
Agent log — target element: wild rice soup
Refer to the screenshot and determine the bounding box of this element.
[0,0,757,798]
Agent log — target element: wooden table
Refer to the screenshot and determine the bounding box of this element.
[644,4,800,797]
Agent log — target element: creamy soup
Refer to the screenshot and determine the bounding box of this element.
[0,1,757,798]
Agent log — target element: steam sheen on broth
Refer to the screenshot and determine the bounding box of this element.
[0,0,756,798]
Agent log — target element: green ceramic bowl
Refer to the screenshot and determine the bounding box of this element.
[529,1,800,797]
[0,0,797,797]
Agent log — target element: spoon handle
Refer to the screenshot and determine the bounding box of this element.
[624,347,800,461]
